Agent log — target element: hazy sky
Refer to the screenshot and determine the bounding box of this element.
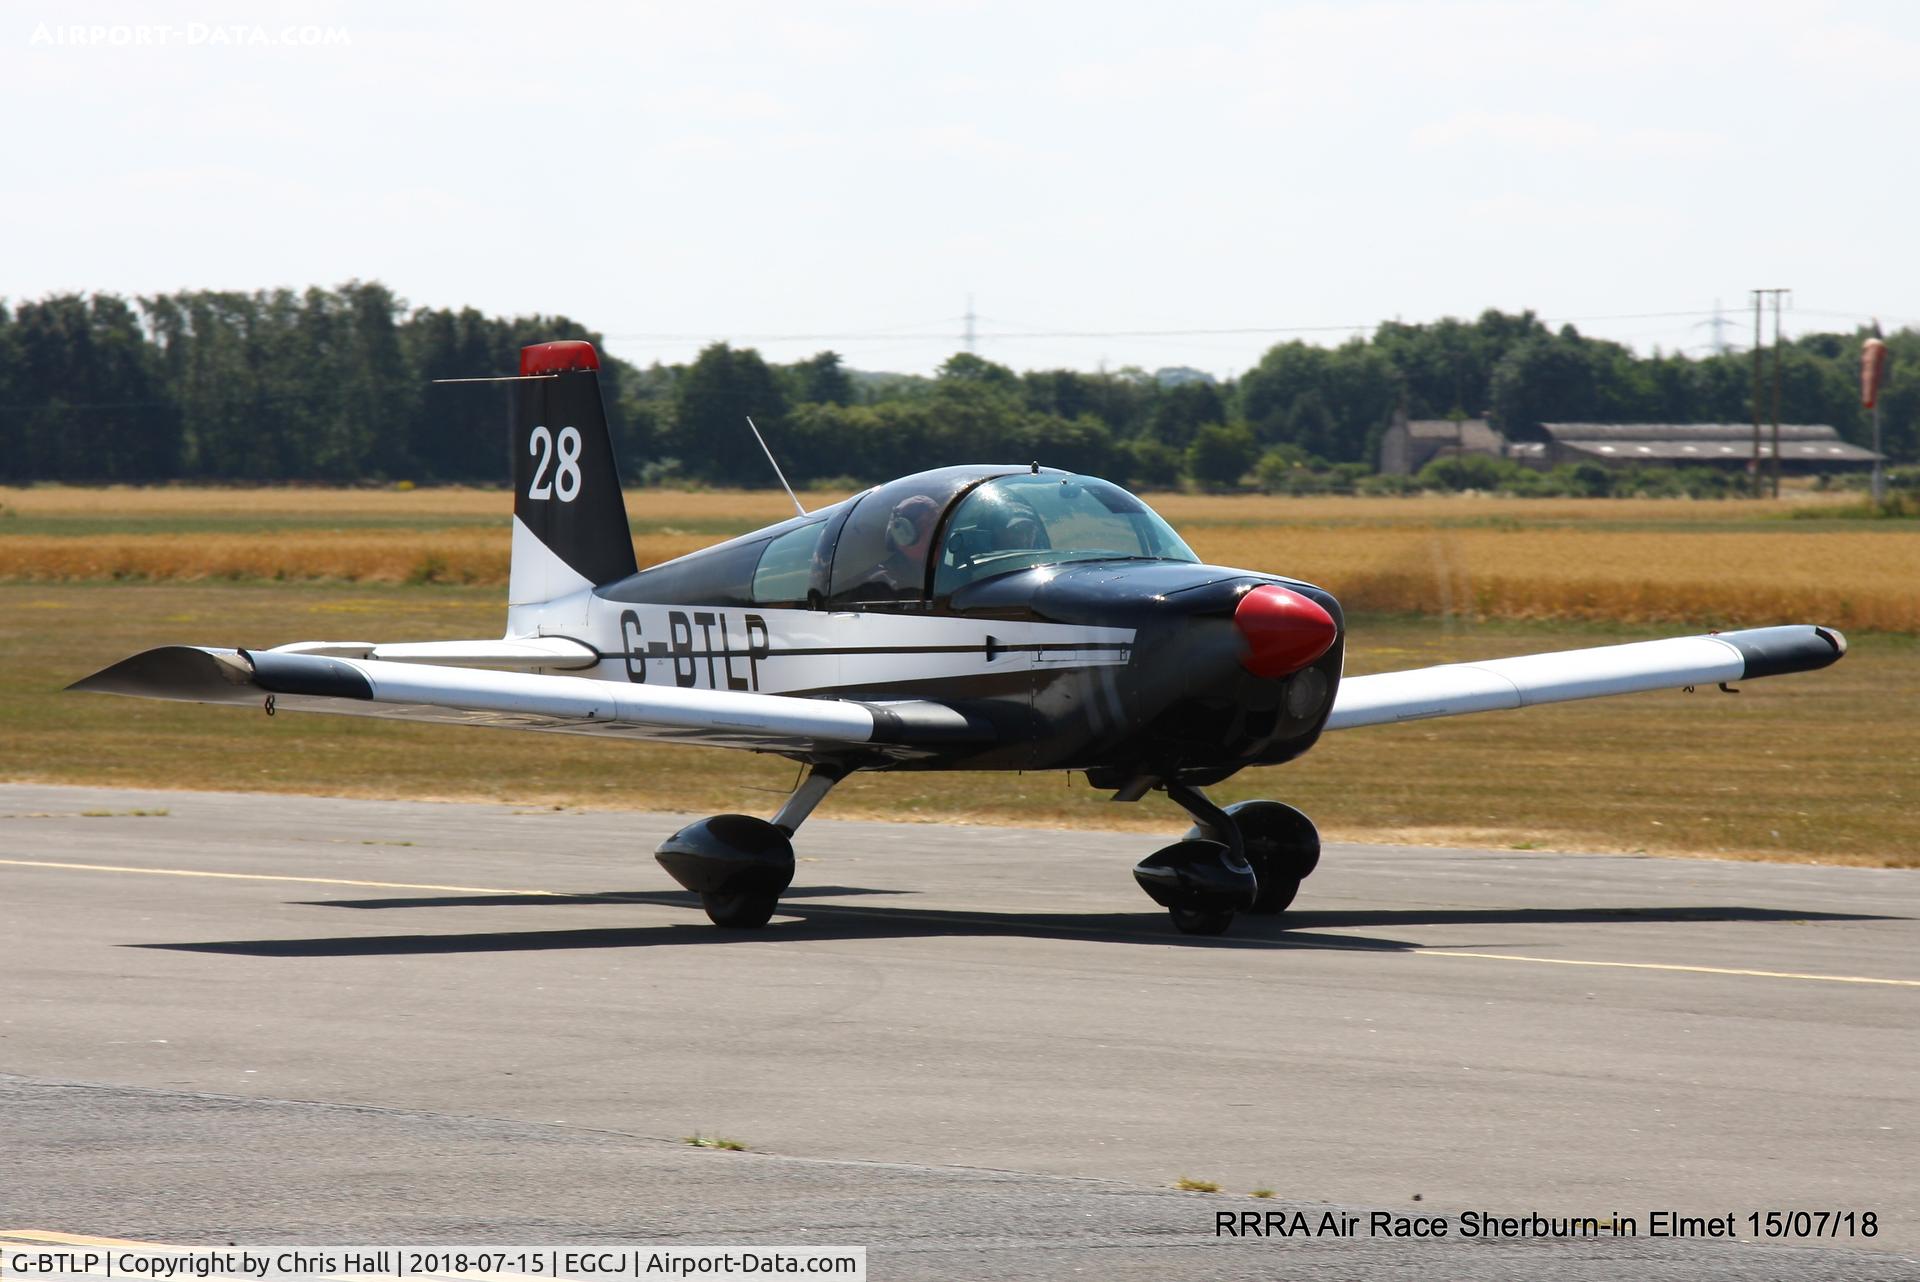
[10,1,1917,377]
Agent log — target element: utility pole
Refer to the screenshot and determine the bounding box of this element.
[1749,292,1763,498]
[1750,287,1790,498]
[964,294,977,355]
[1770,289,1789,499]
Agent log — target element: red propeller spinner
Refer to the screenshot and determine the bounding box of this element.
[1234,584,1337,678]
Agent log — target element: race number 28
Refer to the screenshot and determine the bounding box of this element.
[528,425,582,501]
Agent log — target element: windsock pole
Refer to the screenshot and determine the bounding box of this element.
[1872,403,1885,504]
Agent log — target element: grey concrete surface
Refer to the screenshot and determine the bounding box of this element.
[2,784,1915,1280]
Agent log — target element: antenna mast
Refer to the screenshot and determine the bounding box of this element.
[746,416,807,518]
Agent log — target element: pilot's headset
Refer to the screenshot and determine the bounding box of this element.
[886,495,940,556]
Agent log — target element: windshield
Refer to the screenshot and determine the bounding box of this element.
[934,474,1198,598]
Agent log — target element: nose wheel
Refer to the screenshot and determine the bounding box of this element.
[1189,799,1320,915]
[1133,784,1321,935]
[1134,836,1257,933]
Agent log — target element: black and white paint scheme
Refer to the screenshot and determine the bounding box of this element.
[73,340,1851,935]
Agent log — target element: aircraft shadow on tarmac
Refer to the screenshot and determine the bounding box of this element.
[128,894,1900,959]
[296,885,905,911]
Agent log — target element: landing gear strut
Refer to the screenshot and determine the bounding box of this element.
[654,765,842,928]
[1186,798,1319,915]
[1131,784,1321,935]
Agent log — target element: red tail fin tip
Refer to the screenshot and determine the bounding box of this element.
[520,341,601,376]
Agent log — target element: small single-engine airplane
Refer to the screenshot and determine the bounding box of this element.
[74,340,1849,935]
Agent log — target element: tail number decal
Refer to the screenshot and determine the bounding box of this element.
[527,425,583,502]
[620,609,772,691]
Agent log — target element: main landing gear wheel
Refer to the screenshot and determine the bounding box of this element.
[1188,800,1320,916]
[1169,906,1237,936]
[700,887,782,929]
[654,814,796,931]
[654,766,844,931]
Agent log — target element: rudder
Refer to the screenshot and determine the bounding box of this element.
[509,340,637,611]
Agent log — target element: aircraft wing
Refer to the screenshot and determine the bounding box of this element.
[1324,625,1845,731]
[69,646,987,758]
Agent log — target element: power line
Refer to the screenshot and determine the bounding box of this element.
[605,307,1752,347]
[1795,306,1920,328]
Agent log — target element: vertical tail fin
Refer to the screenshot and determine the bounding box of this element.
[509,341,637,615]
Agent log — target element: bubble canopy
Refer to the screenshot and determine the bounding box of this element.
[933,474,1197,598]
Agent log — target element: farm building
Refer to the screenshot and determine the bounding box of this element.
[1519,423,1882,471]
[1378,411,1506,475]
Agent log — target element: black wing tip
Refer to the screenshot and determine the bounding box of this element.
[67,646,258,701]
[1718,625,1848,679]
[70,647,376,703]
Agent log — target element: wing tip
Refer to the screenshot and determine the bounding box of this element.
[1718,624,1848,679]
[68,646,258,701]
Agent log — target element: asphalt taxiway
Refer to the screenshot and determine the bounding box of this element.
[2,783,1915,1279]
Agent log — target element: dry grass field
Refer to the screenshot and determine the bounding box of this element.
[2,583,1908,866]
[1,485,1913,867]
[4,485,1915,631]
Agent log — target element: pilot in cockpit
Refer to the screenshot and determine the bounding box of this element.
[872,493,940,595]
[990,502,1048,553]
[936,487,1052,591]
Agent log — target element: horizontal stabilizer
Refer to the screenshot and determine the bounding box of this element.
[1325,625,1845,731]
[269,637,600,671]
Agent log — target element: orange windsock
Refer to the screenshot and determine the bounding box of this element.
[1861,338,1891,409]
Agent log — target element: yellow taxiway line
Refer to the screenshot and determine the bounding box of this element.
[1407,949,1920,987]
[0,1231,172,1247]
[0,858,564,898]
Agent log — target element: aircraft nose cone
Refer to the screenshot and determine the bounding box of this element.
[1234,584,1337,678]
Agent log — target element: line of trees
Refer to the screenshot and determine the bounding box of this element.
[0,284,1911,487]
